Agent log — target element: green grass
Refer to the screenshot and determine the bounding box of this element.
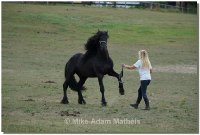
[2,3,198,133]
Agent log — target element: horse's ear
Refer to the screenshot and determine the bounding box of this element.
[105,30,108,37]
[97,29,100,34]
[106,30,109,38]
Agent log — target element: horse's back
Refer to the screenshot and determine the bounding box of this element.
[67,53,83,64]
[65,53,83,74]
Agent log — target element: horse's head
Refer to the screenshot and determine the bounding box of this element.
[97,30,109,51]
[84,30,109,56]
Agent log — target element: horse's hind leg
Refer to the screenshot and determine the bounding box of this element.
[77,77,87,104]
[61,80,69,104]
[61,60,76,104]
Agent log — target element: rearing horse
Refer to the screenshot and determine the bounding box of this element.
[61,30,125,106]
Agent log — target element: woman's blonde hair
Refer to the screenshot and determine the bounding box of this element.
[138,50,151,69]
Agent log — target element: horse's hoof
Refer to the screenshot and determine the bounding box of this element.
[119,90,125,95]
[61,99,69,104]
[101,102,107,106]
[120,92,125,95]
[119,87,125,95]
[82,100,86,104]
[78,99,86,104]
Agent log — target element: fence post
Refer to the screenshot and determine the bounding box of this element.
[150,2,153,10]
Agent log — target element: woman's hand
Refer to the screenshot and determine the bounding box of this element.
[122,64,136,70]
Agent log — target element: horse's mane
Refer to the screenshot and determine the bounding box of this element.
[83,31,109,61]
[84,32,100,53]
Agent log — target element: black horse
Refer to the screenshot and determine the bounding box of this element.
[61,30,124,106]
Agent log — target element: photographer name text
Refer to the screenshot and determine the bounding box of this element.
[64,118,140,125]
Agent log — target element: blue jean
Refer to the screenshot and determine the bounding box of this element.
[136,80,151,106]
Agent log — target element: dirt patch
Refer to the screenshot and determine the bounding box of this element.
[60,111,81,117]
[154,65,197,74]
[23,98,35,102]
[42,80,56,83]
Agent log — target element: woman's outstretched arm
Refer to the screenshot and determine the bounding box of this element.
[122,64,136,70]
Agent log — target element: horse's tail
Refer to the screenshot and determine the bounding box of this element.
[68,75,86,92]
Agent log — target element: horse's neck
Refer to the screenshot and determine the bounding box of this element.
[97,49,110,60]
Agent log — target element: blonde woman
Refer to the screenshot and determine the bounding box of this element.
[123,50,152,110]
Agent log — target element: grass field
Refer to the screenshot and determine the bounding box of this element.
[2,3,198,133]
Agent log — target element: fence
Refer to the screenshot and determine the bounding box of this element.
[140,2,197,14]
[22,1,197,14]
[90,1,197,14]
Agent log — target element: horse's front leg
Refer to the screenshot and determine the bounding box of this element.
[98,75,107,106]
[108,69,125,95]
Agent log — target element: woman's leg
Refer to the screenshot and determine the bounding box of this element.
[130,86,142,109]
[141,80,151,110]
[136,86,142,105]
